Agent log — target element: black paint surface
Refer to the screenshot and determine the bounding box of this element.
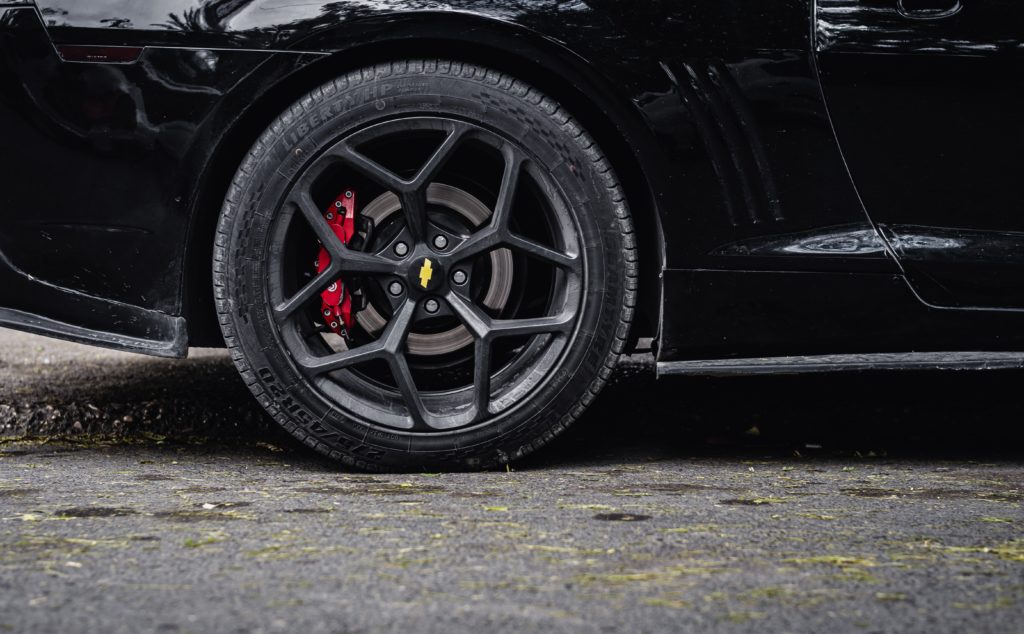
[1,1,1023,361]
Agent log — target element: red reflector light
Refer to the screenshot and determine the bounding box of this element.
[57,45,144,64]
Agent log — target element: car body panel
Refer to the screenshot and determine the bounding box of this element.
[816,0,1024,308]
[2,1,1024,364]
[0,8,283,311]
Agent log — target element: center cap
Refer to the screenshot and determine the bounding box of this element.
[410,256,444,292]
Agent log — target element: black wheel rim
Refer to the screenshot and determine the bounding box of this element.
[266,116,585,433]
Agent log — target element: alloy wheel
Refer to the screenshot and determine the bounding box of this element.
[266,117,585,432]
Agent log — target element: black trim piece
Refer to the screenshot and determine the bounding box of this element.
[0,307,187,358]
[657,352,1024,377]
[56,44,143,63]
[667,61,782,228]
[0,242,189,358]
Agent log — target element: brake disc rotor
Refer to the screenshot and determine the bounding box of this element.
[356,183,513,356]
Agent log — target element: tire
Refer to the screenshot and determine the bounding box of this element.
[214,59,637,471]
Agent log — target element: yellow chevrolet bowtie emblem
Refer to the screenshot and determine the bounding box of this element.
[418,259,434,289]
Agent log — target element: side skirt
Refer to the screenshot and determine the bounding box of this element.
[0,307,187,358]
[658,352,1024,377]
[657,269,1024,361]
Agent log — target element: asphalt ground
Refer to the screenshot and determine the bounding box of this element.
[2,328,1023,633]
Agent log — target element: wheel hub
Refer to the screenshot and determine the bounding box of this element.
[408,256,444,294]
[353,183,514,357]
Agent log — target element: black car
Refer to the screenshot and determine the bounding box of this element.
[1,0,1022,470]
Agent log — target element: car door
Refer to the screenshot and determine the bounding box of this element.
[815,0,1024,308]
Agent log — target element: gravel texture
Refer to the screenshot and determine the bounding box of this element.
[2,328,1023,633]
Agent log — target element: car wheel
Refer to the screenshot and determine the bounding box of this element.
[214,60,636,471]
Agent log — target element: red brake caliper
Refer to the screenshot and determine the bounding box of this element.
[316,189,357,337]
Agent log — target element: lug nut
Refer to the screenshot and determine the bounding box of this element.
[388,281,404,296]
[334,201,343,208]
[424,298,440,314]
[323,309,331,317]
[394,242,409,257]
[432,235,448,250]
[452,270,468,285]
[344,190,353,199]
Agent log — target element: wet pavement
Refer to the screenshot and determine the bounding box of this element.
[2,328,1023,633]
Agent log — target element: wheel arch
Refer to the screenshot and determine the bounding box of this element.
[183,17,665,348]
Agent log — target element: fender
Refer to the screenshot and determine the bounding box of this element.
[171,7,674,345]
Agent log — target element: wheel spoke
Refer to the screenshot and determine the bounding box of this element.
[292,156,337,194]
[447,145,577,269]
[447,145,521,262]
[331,143,405,191]
[372,301,430,426]
[293,191,339,249]
[446,290,572,422]
[446,290,574,341]
[331,248,402,275]
[274,262,341,321]
[471,337,491,420]
[452,228,578,271]
[274,193,347,321]
[360,300,425,426]
[331,124,467,242]
[402,124,469,240]
[410,123,470,189]
[450,226,501,262]
[398,190,429,243]
[297,299,416,376]
[443,293,492,422]
[490,313,575,338]
[294,193,398,272]
[491,144,524,230]
[387,353,429,428]
[505,234,579,270]
[297,340,385,376]
[444,291,490,339]
[378,299,417,352]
